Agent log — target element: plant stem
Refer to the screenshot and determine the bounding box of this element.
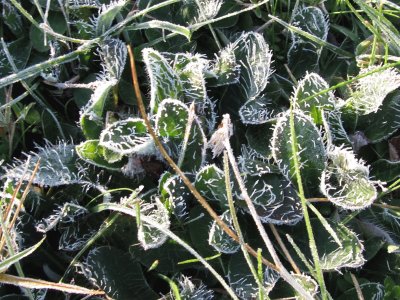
[223,136,313,300]
[288,106,327,299]
[223,151,266,299]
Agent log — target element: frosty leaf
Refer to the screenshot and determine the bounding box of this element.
[292,273,319,299]
[239,174,303,225]
[173,53,208,103]
[79,80,116,139]
[209,44,240,86]
[36,202,88,233]
[164,175,192,221]
[195,164,228,209]
[288,6,329,76]
[239,97,277,125]
[321,146,378,210]
[2,2,23,37]
[59,224,96,252]
[287,42,320,77]
[245,123,275,157]
[323,111,352,148]
[175,275,214,300]
[76,140,125,170]
[356,90,400,143]
[193,0,223,22]
[98,39,127,81]
[271,110,326,195]
[69,0,100,9]
[337,283,384,300]
[95,0,127,36]
[346,66,400,115]
[291,6,329,44]
[293,72,335,124]
[156,99,206,172]
[233,32,274,101]
[83,246,158,299]
[238,145,278,176]
[288,219,364,270]
[228,252,280,299]
[5,142,87,187]
[99,118,151,156]
[137,197,170,250]
[143,49,182,115]
[371,159,400,182]
[208,211,239,254]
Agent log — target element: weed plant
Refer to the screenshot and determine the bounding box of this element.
[1,0,400,299]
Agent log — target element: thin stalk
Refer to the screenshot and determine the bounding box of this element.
[127,45,277,271]
[350,273,364,300]
[223,138,313,300]
[288,105,327,299]
[92,203,239,300]
[9,0,41,29]
[0,82,40,111]
[269,224,300,275]
[0,160,41,253]
[177,103,195,168]
[59,213,120,283]
[223,151,266,299]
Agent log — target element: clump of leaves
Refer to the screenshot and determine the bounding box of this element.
[1,0,400,299]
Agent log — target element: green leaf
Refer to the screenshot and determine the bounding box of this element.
[155,99,206,172]
[208,211,240,254]
[84,246,158,300]
[0,38,31,77]
[209,45,240,86]
[239,97,277,125]
[287,6,329,77]
[2,2,23,35]
[321,146,377,210]
[95,0,127,36]
[143,49,182,115]
[337,282,384,300]
[239,174,303,225]
[99,118,151,156]
[346,66,400,115]
[288,219,365,270]
[323,111,352,148]
[245,123,275,158]
[137,197,170,250]
[293,72,335,124]
[98,39,127,81]
[164,174,192,221]
[271,110,326,196]
[6,142,87,187]
[291,6,329,43]
[356,91,400,143]
[371,159,400,182]
[76,140,125,170]
[195,164,228,209]
[0,237,45,273]
[384,277,400,300]
[233,32,273,101]
[238,145,278,176]
[227,252,280,299]
[173,53,208,103]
